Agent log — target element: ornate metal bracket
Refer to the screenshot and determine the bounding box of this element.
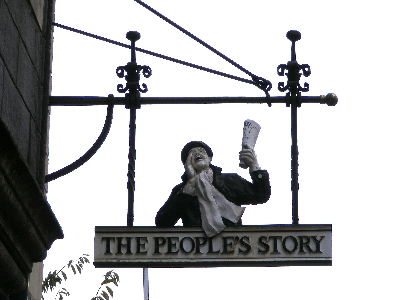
[277,30,307,225]
[45,95,115,183]
[277,30,311,107]
[277,62,310,94]
[276,30,339,225]
[116,64,152,94]
[116,31,152,110]
[116,31,153,227]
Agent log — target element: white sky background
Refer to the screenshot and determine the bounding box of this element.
[44,0,400,299]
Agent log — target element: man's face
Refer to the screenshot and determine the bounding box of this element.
[188,147,211,172]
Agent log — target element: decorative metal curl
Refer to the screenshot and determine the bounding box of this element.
[138,82,148,93]
[116,66,126,78]
[277,64,287,76]
[136,65,152,93]
[116,65,130,93]
[301,64,311,77]
[299,82,309,92]
[139,65,152,78]
[116,64,152,95]
[251,76,272,105]
[278,82,288,92]
[277,62,311,93]
[278,81,309,93]
[117,83,129,93]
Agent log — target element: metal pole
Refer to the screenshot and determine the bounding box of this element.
[278,30,304,225]
[124,31,150,300]
[127,107,137,226]
[143,268,149,300]
[49,95,337,106]
[125,31,141,227]
[289,31,300,225]
[291,99,299,224]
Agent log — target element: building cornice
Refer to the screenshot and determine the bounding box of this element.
[0,121,63,296]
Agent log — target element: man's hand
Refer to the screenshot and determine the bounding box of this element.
[239,147,260,172]
[184,152,196,179]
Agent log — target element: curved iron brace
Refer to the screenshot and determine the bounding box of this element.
[45,97,115,183]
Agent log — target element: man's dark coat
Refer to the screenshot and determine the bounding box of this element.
[155,165,271,227]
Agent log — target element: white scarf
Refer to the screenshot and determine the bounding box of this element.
[183,169,245,237]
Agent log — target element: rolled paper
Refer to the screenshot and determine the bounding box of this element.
[240,119,261,168]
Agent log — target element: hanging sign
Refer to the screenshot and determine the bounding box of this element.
[94,224,331,267]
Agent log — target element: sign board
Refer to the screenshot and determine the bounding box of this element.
[94,224,332,267]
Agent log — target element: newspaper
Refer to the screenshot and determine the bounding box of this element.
[240,119,261,168]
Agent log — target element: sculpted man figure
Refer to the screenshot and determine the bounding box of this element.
[155,141,271,237]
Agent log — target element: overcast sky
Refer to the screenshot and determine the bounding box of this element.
[44,0,399,299]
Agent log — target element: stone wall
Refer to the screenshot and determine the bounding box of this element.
[0,0,63,299]
[0,0,51,187]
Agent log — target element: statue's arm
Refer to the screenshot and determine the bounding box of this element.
[155,185,182,227]
[219,170,271,205]
[248,170,271,204]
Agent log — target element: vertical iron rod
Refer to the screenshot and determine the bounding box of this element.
[126,31,141,227]
[290,32,300,225]
[127,107,137,226]
[291,99,299,224]
[281,30,303,225]
[124,31,151,299]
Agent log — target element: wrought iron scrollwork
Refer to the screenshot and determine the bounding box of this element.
[140,65,152,78]
[116,65,127,78]
[116,63,152,95]
[277,81,287,93]
[277,62,311,94]
[116,31,152,112]
[277,30,312,102]
[277,64,287,76]
[301,64,311,77]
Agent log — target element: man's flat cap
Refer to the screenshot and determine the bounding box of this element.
[181,141,213,163]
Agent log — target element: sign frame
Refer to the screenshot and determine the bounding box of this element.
[94,224,332,268]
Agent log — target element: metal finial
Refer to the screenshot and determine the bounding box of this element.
[323,93,338,106]
[126,31,141,42]
[287,30,301,62]
[286,30,301,42]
